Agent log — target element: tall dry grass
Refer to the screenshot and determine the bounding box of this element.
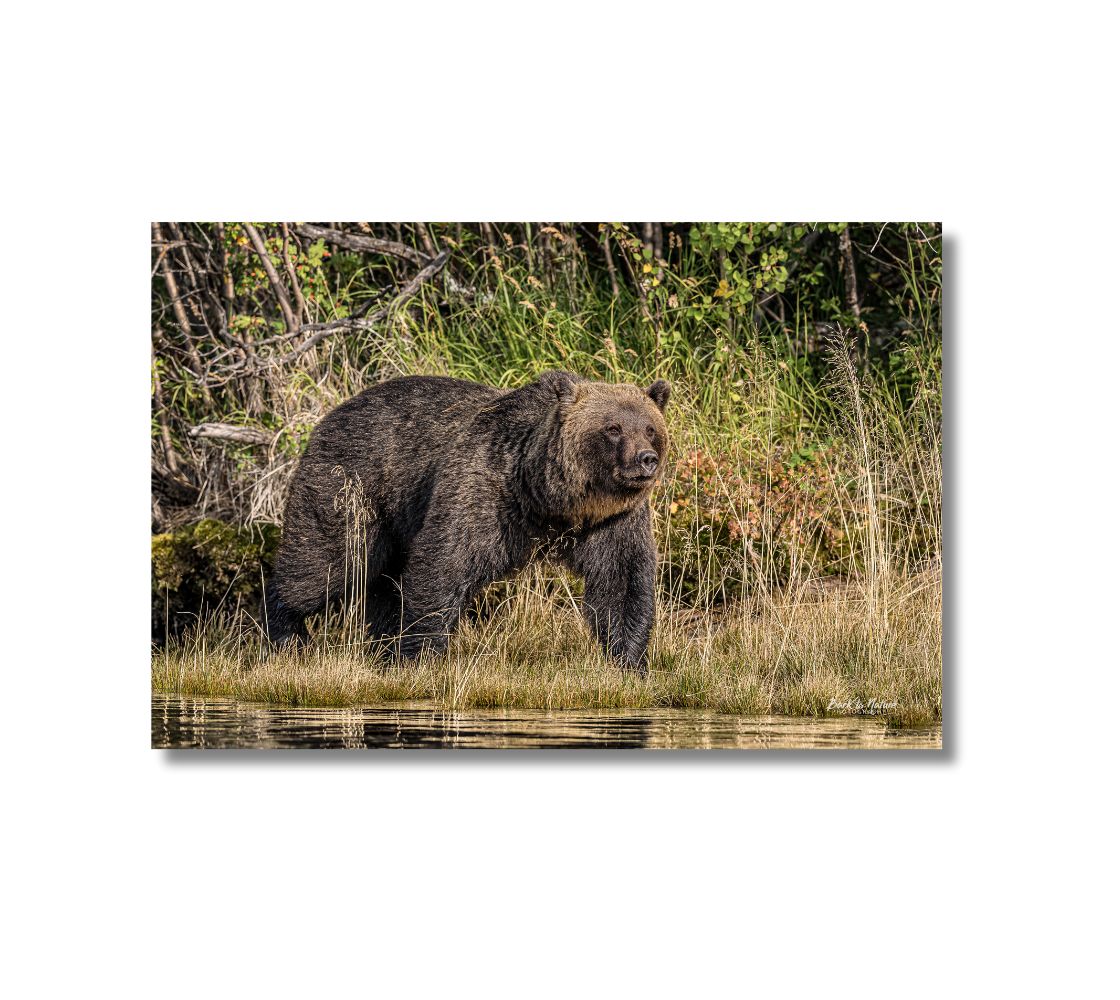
[154,567,940,727]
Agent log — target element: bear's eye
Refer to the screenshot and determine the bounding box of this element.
[605,424,622,439]
[646,425,655,438]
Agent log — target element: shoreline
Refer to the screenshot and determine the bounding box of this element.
[153,580,942,729]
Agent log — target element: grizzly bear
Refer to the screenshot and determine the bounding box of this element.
[264,371,670,671]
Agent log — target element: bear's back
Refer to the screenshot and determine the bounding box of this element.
[295,376,502,515]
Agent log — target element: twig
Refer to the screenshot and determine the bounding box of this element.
[868,222,889,256]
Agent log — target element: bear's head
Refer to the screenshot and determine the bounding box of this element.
[538,371,671,526]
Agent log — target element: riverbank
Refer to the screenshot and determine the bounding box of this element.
[152,573,941,728]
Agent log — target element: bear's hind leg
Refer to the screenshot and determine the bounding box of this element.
[265,542,339,650]
[364,577,404,651]
[394,516,517,660]
[264,578,314,649]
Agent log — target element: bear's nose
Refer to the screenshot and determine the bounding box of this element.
[637,450,659,475]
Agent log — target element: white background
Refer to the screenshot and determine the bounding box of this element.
[3,3,1117,997]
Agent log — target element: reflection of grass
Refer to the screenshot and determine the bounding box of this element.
[152,571,941,729]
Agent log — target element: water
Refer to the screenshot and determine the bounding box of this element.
[153,694,941,750]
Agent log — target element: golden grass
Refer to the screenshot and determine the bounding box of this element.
[152,570,941,728]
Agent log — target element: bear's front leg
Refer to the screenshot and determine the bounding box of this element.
[395,512,516,660]
[565,505,657,674]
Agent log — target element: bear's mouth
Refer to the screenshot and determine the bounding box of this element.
[618,472,655,489]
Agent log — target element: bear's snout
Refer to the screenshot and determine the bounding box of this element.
[637,450,659,476]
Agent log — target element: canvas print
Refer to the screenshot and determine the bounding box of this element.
[151,222,942,749]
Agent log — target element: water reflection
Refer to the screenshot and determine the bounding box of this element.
[153,695,941,750]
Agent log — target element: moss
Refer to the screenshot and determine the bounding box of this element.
[152,519,281,641]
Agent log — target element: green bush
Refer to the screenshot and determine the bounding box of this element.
[151,519,280,642]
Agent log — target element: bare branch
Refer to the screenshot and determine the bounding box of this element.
[152,222,213,405]
[414,223,438,259]
[189,423,276,446]
[242,222,300,333]
[280,222,309,325]
[294,224,427,266]
[267,249,450,367]
[151,342,179,474]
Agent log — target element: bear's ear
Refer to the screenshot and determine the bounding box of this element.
[646,379,670,412]
[538,370,580,406]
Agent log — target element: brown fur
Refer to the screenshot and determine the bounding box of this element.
[265,371,671,670]
[559,383,668,529]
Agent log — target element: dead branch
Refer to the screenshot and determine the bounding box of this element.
[414,223,438,259]
[294,224,427,266]
[189,423,277,446]
[152,222,213,403]
[242,222,300,333]
[151,341,179,474]
[266,249,450,367]
[280,223,309,325]
[216,221,235,312]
